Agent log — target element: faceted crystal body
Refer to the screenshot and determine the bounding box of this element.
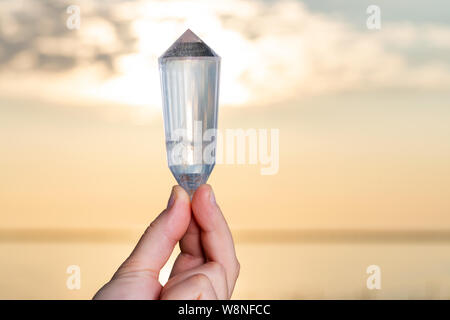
[159,29,220,197]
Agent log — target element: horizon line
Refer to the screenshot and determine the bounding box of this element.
[1,228,450,244]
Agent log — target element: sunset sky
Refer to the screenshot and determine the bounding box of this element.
[1,0,450,299]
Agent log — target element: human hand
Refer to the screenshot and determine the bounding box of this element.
[93,184,239,300]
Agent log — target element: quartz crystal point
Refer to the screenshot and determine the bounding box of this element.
[159,29,220,197]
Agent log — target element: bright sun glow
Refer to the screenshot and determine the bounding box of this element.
[1,0,450,115]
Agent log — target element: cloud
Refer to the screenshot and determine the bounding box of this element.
[0,0,449,110]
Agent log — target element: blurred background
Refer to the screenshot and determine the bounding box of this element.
[1,0,450,299]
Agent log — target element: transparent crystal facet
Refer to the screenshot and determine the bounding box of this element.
[159,29,220,197]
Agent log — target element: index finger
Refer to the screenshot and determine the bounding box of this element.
[116,186,191,278]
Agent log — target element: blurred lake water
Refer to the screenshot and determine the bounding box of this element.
[1,229,450,299]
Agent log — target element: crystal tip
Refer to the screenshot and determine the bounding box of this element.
[175,172,209,199]
[177,29,202,43]
[160,29,219,58]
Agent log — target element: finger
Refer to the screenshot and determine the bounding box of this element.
[170,218,205,277]
[191,184,240,296]
[165,262,228,300]
[115,186,191,279]
[160,274,217,300]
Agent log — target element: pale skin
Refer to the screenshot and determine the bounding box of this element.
[93,184,240,300]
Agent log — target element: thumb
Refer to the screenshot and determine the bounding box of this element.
[116,185,191,278]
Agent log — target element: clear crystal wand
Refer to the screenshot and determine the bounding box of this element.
[159,29,220,197]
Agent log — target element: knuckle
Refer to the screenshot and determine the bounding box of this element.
[117,257,140,274]
[191,273,211,288]
[147,210,165,231]
[234,259,241,278]
[206,261,226,277]
[115,258,159,280]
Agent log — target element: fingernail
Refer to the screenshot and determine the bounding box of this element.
[209,187,216,205]
[167,187,176,209]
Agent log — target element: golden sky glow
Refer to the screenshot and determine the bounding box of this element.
[1,0,450,229]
